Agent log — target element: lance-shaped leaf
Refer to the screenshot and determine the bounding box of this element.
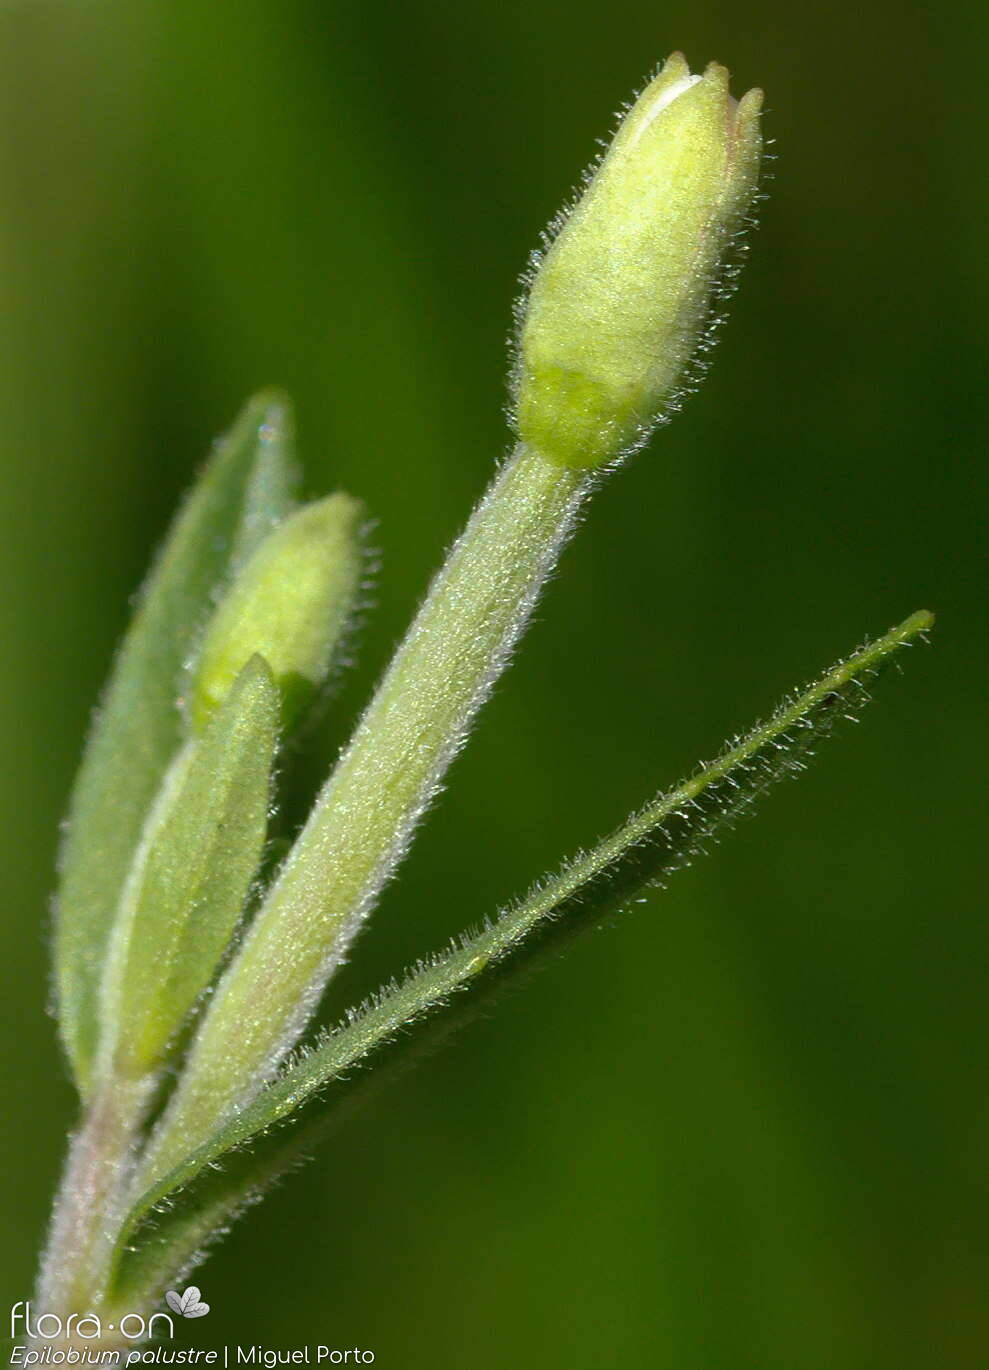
[99,657,279,1079]
[110,610,932,1301]
[55,393,297,1095]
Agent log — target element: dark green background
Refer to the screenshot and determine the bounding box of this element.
[1,3,984,1366]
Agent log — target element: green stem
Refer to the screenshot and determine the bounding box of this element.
[141,443,589,1183]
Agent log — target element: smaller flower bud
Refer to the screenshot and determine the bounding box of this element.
[190,493,365,732]
[515,53,763,468]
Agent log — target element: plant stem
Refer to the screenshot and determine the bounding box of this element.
[140,442,589,1184]
[36,1075,156,1320]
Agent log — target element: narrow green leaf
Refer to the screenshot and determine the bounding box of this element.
[111,610,932,1297]
[99,657,279,1078]
[55,392,297,1096]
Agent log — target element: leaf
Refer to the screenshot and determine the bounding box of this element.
[107,610,932,1302]
[54,392,297,1096]
[100,658,279,1077]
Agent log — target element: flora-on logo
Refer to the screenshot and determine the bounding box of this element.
[10,1301,174,1344]
[164,1288,210,1319]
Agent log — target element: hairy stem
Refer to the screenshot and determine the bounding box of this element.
[36,1075,156,1319]
[141,443,589,1183]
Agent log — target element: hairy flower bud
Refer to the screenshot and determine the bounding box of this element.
[515,53,762,468]
[190,493,364,732]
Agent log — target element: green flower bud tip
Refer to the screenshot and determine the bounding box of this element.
[515,52,763,469]
[190,492,365,732]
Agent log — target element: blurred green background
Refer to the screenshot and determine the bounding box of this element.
[1,2,985,1366]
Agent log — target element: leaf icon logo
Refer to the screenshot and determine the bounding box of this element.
[165,1287,211,1318]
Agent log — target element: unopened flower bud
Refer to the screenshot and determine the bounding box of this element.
[191,493,364,732]
[515,53,762,468]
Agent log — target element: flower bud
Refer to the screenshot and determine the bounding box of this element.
[190,493,364,732]
[515,53,762,468]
